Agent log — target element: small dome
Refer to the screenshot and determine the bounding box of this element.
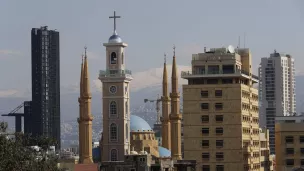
[130,115,152,131]
[130,150,138,155]
[108,31,122,43]
[158,146,171,158]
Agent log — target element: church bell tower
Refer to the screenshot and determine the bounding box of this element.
[99,11,132,162]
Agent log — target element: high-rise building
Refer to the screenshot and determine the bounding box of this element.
[259,50,296,154]
[182,46,261,170]
[31,26,60,149]
[275,115,304,171]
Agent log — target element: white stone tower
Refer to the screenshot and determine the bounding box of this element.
[99,11,133,161]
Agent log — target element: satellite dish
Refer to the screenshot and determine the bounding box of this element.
[227,45,235,53]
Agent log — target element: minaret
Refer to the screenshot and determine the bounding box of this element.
[78,47,94,164]
[170,45,182,160]
[161,53,171,150]
[78,54,84,162]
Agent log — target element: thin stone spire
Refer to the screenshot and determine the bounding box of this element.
[163,53,168,97]
[172,45,178,94]
[80,54,84,97]
[170,44,182,160]
[161,52,171,150]
[83,46,91,97]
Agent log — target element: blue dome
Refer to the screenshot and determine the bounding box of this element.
[158,146,171,158]
[108,32,122,43]
[130,115,152,131]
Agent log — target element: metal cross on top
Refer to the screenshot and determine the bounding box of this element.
[109,11,121,32]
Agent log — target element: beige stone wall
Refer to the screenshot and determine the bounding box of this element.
[275,123,304,171]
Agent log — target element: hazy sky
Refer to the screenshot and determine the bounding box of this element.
[1,0,304,96]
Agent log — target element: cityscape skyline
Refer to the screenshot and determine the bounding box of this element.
[1,0,304,101]
[0,1,304,169]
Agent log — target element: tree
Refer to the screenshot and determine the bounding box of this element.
[0,122,64,171]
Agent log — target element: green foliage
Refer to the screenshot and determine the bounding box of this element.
[0,122,63,171]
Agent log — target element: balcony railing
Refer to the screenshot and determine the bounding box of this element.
[99,69,132,78]
[181,69,259,80]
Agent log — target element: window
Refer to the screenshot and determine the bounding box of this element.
[125,101,128,116]
[201,103,209,110]
[215,90,222,97]
[202,140,209,147]
[110,52,117,64]
[202,153,209,160]
[301,159,304,166]
[202,165,210,171]
[110,149,118,161]
[216,127,223,135]
[216,140,224,148]
[125,124,128,139]
[285,159,294,166]
[215,103,223,110]
[286,148,294,155]
[110,101,117,116]
[110,123,117,141]
[201,91,208,98]
[216,152,224,160]
[201,116,209,123]
[202,128,209,135]
[285,136,294,144]
[300,136,304,143]
[121,52,124,64]
[215,115,223,122]
[301,148,304,155]
[216,165,224,171]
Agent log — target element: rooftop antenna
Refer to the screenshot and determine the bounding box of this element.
[243,32,246,48]
[238,35,241,48]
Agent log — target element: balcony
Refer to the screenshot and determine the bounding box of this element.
[181,69,259,83]
[99,69,133,80]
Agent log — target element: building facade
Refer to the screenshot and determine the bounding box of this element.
[259,128,273,171]
[182,47,261,170]
[259,51,296,154]
[275,116,304,171]
[31,26,61,149]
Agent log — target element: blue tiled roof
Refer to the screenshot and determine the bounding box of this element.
[158,146,171,158]
[130,115,152,131]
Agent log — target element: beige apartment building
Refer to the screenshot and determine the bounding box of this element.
[275,115,304,171]
[181,46,265,171]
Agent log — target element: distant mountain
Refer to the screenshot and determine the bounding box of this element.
[1,65,304,129]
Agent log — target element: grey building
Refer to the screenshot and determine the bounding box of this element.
[259,50,296,154]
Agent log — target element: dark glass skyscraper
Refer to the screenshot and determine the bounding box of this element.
[31,26,60,149]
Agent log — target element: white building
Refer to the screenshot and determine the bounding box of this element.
[259,50,296,154]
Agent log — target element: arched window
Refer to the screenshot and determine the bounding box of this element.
[125,123,128,139]
[110,101,117,116]
[125,101,128,117]
[121,52,124,64]
[110,149,117,161]
[110,52,117,64]
[110,123,117,141]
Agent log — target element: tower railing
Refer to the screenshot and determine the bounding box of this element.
[99,69,132,78]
